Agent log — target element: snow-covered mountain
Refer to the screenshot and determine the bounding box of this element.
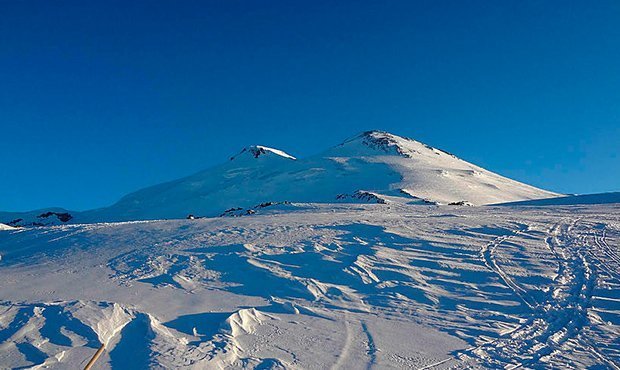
[0,131,561,225]
[324,131,560,205]
[79,130,559,221]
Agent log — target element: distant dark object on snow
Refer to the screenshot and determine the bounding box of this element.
[448,201,474,206]
[38,211,73,222]
[186,214,207,220]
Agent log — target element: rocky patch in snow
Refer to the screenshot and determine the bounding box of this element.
[230,145,296,161]
[2,210,73,227]
[219,201,294,217]
[448,200,474,206]
[336,191,388,204]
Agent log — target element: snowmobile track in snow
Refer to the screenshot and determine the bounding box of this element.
[457,219,619,369]
[420,219,620,369]
[479,224,537,309]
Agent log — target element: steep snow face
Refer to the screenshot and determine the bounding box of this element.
[323,131,560,205]
[80,130,559,221]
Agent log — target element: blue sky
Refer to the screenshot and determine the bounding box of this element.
[1,1,618,212]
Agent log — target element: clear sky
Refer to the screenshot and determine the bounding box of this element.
[1,1,619,212]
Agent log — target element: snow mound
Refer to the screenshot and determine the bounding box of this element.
[69,301,134,346]
[0,223,15,230]
[220,308,271,337]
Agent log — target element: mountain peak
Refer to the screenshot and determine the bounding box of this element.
[230,145,296,161]
[332,130,420,157]
[358,130,408,147]
[330,130,460,159]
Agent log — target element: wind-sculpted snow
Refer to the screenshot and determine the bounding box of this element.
[0,204,619,368]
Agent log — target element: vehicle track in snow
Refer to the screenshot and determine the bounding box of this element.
[361,321,377,370]
[593,225,620,270]
[575,222,620,368]
[332,312,355,370]
[479,224,537,309]
[443,219,619,369]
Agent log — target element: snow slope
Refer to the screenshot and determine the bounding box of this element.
[0,204,618,369]
[325,131,560,205]
[498,191,620,206]
[79,131,560,221]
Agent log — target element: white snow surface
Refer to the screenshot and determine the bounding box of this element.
[0,223,14,230]
[77,131,560,222]
[1,203,619,369]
